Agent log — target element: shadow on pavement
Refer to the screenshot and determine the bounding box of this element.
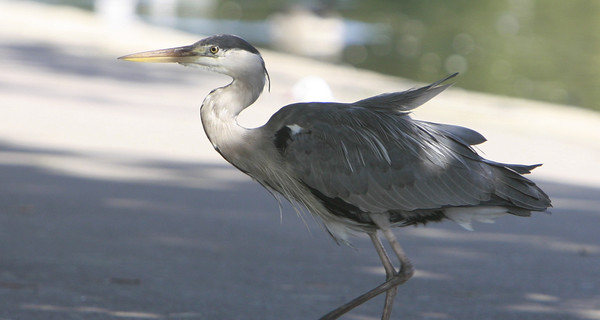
[1,141,598,320]
[2,42,194,84]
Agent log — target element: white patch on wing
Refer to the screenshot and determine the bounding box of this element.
[444,206,509,231]
[287,124,303,135]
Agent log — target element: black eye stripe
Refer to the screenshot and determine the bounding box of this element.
[195,34,260,55]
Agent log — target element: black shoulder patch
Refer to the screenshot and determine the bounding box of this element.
[273,126,292,155]
[196,34,260,54]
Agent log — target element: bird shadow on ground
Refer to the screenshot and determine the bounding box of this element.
[0,140,599,320]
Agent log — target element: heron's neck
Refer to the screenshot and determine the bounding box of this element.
[200,76,264,160]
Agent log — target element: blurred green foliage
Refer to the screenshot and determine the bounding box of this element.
[337,0,599,110]
[36,0,600,110]
[233,0,600,110]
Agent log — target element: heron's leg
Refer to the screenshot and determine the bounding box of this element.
[369,231,399,320]
[319,269,408,320]
[371,214,414,276]
[320,222,414,320]
[369,232,396,278]
[371,214,414,319]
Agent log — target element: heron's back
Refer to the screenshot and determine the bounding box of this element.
[258,98,550,239]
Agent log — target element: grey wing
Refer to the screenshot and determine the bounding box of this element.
[272,106,550,225]
[353,73,458,112]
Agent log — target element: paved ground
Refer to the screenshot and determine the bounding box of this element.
[1,1,600,319]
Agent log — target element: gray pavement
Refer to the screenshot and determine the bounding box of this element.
[1,1,600,319]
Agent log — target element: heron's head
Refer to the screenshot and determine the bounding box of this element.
[119,34,269,89]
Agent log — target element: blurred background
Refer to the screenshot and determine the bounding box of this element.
[2,1,600,319]
[32,0,600,111]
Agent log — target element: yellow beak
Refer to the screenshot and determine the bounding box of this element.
[118,45,199,63]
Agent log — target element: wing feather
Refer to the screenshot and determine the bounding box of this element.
[353,73,458,112]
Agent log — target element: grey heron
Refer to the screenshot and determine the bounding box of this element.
[119,34,552,319]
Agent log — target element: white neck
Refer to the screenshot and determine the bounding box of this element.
[200,67,266,167]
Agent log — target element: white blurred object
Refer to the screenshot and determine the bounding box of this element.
[292,76,335,102]
[147,0,177,26]
[95,0,137,26]
[149,0,177,16]
[269,6,344,61]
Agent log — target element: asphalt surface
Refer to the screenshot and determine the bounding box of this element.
[1,2,600,319]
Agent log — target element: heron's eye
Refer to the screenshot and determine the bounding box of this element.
[209,46,219,54]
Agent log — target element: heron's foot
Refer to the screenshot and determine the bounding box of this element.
[319,266,414,320]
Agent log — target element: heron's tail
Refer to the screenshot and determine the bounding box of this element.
[484,159,542,174]
[488,162,552,216]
